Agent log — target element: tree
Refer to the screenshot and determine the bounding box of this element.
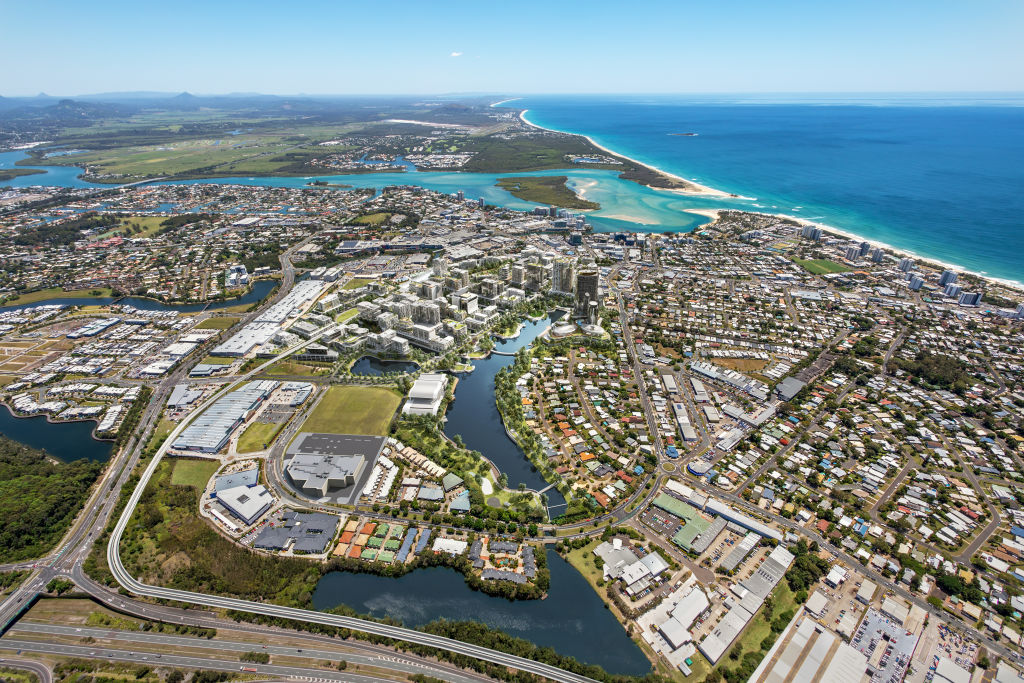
[46,577,74,595]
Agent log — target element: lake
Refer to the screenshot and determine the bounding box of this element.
[0,405,113,462]
[312,548,650,676]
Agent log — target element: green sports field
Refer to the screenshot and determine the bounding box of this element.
[793,258,851,275]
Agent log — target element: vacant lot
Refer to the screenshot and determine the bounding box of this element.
[342,277,374,290]
[170,458,219,489]
[352,212,390,226]
[237,421,286,453]
[2,287,114,306]
[793,258,850,275]
[710,357,769,373]
[195,316,240,330]
[297,385,401,436]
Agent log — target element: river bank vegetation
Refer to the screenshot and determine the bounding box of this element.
[496,176,599,210]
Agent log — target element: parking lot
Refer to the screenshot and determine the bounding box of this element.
[641,507,681,537]
[907,619,978,683]
[851,608,919,683]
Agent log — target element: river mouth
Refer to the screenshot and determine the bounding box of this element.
[312,549,651,676]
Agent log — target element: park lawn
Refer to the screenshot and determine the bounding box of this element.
[195,316,240,330]
[170,458,219,489]
[236,421,286,453]
[564,538,608,596]
[335,307,359,323]
[352,212,390,226]
[2,287,114,306]
[100,215,166,239]
[793,258,850,275]
[298,386,401,436]
[342,277,374,290]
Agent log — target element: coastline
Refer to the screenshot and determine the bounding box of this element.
[518,108,733,198]
[513,104,1023,294]
[707,208,1024,293]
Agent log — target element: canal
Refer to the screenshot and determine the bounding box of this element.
[0,279,277,314]
[443,312,567,513]
[312,548,651,676]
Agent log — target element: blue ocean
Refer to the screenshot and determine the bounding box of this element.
[517,95,1024,285]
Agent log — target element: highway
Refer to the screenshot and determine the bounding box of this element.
[8,623,487,683]
[93,289,597,681]
[0,656,52,683]
[2,235,1018,681]
[0,639,407,683]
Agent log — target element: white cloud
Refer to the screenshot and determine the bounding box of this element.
[449,51,463,58]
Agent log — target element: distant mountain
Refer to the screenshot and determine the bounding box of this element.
[0,98,136,129]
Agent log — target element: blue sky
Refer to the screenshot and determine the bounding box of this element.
[3,0,1022,96]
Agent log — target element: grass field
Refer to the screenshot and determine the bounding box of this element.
[195,316,240,330]
[170,459,219,489]
[264,360,329,376]
[495,176,599,210]
[297,385,401,436]
[335,307,359,323]
[793,258,851,275]
[1,286,114,306]
[100,215,167,239]
[564,539,608,596]
[352,212,390,226]
[200,355,236,365]
[342,277,374,290]
[237,421,286,453]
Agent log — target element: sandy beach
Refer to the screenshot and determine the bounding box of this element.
[683,208,723,221]
[517,109,733,198]
[703,208,1024,293]
[508,103,1023,293]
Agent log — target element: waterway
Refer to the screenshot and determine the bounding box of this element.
[0,405,113,462]
[0,278,277,314]
[444,312,567,514]
[1,150,741,234]
[312,548,651,676]
[349,356,420,376]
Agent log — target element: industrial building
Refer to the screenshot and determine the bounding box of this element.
[215,484,274,526]
[172,381,278,452]
[749,613,869,683]
[284,432,386,504]
[252,510,340,554]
